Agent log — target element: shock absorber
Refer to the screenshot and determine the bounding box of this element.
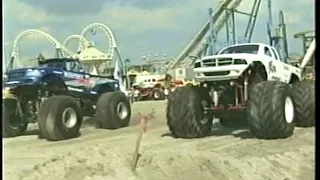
[26,100,38,123]
[37,90,42,111]
[244,74,249,102]
[210,86,219,107]
[231,81,239,106]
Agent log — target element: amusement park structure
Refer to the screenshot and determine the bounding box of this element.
[165,0,312,82]
[5,0,314,89]
[165,0,263,80]
[294,30,315,55]
[7,29,76,69]
[78,23,125,78]
[166,0,246,70]
[62,34,90,53]
[293,30,315,79]
[6,23,128,92]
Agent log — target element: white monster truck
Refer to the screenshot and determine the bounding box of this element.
[167,43,315,139]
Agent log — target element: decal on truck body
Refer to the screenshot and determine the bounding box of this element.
[271,76,281,81]
[64,71,83,79]
[268,61,276,73]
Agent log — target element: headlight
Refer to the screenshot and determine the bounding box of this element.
[26,70,42,76]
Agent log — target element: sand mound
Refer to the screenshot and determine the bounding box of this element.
[22,141,314,180]
[137,147,314,180]
[4,101,314,180]
[22,145,137,180]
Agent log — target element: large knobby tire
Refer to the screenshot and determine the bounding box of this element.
[291,80,315,127]
[166,86,213,138]
[37,97,54,139]
[95,91,131,129]
[247,81,295,139]
[152,88,165,101]
[37,96,83,141]
[3,98,28,137]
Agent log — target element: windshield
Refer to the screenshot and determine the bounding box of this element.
[38,59,84,72]
[38,61,65,69]
[219,45,259,55]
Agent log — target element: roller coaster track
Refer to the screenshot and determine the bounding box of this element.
[167,0,243,70]
[80,23,119,61]
[63,34,90,53]
[12,29,75,67]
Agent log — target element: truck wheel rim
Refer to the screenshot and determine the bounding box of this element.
[154,92,160,99]
[200,100,209,124]
[62,108,78,128]
[284,97,294,124]
[117,102,128,120]
[164,89,169,95]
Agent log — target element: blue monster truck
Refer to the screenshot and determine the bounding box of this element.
[3,58,131,141]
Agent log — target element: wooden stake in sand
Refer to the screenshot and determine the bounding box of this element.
[131,109,155,171]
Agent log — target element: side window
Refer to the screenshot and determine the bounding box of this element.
[65,61,71,71]
[264,47,272,57]
[270,48,280,60]
[73,62,81,72]
[66,61,83,72]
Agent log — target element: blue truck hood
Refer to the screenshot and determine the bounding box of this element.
[8,67,62,74]
[7,67,61,77]
[5,67,63,85]
[5,67,120,90]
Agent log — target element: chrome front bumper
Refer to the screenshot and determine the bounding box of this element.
[193,65,249,81]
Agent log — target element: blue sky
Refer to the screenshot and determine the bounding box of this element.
[4,0,314,65]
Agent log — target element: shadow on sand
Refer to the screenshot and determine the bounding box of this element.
[4,118,96,140]
[161,122,255,140]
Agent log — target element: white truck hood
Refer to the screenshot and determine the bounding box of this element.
[202,53,259,60]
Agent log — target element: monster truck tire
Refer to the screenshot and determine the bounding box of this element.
[166,86,213,138]
[3,99,28,137]
[219,113,247,128]
[37,96,83,141]
[95,91,131,129]
[152,88,165,100]
[37,97,53,139]
[247,81,295,139]
[291,80,315,127]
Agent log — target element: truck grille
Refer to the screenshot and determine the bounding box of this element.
[202,58,247,67]
[203,71,230,76]
[8,72,25,79]
[202,58,233,67]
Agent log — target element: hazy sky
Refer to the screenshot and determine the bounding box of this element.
[4,0,314,64]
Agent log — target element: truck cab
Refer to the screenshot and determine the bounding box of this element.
[194,43,301,83]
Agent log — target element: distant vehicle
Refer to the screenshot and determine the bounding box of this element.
[131,78,167,101]
[3,58,131,141]
[167,43,315,139]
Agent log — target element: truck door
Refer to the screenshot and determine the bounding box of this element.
[63,60,88,91]
[265,46,291,82]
